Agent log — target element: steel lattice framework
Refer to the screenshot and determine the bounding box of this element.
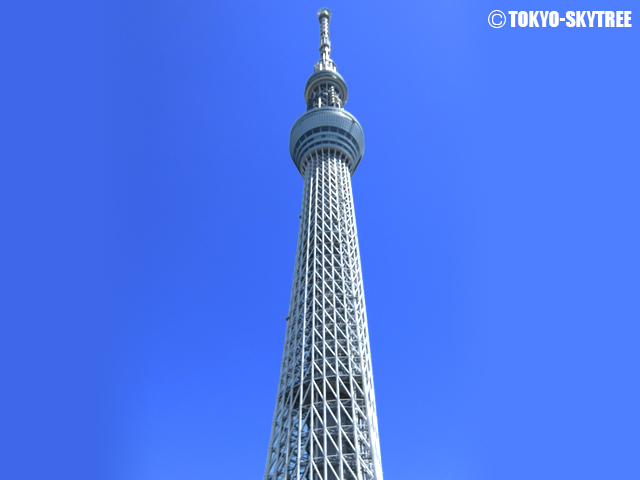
[263,9,383,480]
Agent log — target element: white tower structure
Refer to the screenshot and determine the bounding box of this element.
[264,9,383,480]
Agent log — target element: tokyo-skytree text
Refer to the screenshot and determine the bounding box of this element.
[263,8,384,480]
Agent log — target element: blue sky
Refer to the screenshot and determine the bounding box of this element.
[4,1,639,479]
[112,1,639,479]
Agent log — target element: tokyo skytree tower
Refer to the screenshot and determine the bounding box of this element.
[263,8,383,480]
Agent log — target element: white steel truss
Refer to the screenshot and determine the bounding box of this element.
[263,150,383,480]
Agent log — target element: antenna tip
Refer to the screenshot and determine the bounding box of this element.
[317,7,331,21]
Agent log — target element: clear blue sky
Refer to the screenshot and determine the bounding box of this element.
[4,1,639,479]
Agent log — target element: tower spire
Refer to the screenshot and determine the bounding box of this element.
[318,8,332,63]
[315,8,336,72]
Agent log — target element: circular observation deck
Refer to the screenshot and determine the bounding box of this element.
[304,70,349,106]
[289,107,365,177]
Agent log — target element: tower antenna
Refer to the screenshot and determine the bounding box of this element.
[315,8,336,72]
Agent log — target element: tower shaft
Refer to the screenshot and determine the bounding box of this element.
[264,10,383,480]
[264,151,382,480]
